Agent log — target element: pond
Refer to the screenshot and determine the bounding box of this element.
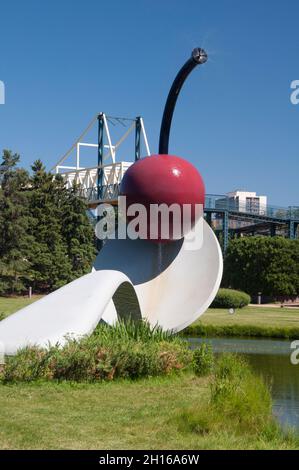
[189,337,299,431]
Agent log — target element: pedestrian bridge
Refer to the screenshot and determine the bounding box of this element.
[52,112,150,206]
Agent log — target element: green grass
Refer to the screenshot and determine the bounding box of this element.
[197,307,299,328]
[0,296,42,320]
[0,371,297,450]
[185,306,299,339]
[1,297,299,339]
[0,299,298,449]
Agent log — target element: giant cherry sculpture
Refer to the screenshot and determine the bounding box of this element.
[120,48,208,241]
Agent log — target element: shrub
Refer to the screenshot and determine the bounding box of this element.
[211,288,251,309]
[192,343,214,376]
[184,322,299,339]
[0,320,191,383]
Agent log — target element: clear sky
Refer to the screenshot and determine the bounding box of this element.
[0,0,299,206]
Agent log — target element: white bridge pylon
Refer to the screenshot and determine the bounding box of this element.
[52,113,151,206]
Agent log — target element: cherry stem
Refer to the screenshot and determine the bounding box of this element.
[158,48,208,155]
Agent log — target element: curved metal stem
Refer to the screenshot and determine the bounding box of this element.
[158,48,208,155]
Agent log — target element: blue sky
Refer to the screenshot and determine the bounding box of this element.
[0,0,299,206]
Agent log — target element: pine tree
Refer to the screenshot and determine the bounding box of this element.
[0,150,32,294]
[26,160,96,292]
[60,184,96,277]
[0,152,96,295]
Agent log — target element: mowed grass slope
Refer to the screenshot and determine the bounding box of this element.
[199,307,299,328]
[0,375,206,450]
[0,374,297,450]
[186,306,299,338]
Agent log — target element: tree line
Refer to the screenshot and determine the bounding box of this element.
[223,236,299,301]
[0,150,96,295]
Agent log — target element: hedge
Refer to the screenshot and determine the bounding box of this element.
[211,288,251,309]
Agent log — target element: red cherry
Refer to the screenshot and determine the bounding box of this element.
[120,154,205,242]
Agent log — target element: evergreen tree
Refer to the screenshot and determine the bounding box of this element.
[0,152,96,295]
[0,150,32,294]
[60,185,96,277]
[26,160,96,292]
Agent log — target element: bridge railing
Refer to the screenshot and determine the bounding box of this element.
[205,194,299,221]
[64,179,299,221]
[60,162,132,203]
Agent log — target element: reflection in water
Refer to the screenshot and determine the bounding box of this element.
[248,354,299,431]
[189,337,299,431]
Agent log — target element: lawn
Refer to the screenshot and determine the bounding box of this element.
[1,297,299,338]
[186,306,299,339]
[0,297,298,449]
[0,296,43,319]
[0,375,205,450]
[199,306,299,328]
[0,374,296,450]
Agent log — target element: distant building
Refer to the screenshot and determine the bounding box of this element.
[216,190,267,215]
